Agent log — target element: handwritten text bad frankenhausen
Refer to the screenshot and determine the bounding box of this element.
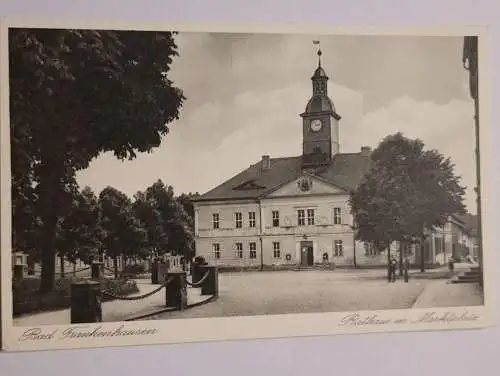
[18,325,158,342]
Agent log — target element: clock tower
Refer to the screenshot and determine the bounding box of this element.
[300,46,341,167]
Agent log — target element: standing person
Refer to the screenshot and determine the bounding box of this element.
[390,256,398,282]
[404,257,410,283]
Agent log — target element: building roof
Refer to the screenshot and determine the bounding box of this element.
[456,213,479,237]
[304,94,336,113]
[195,152,372,202]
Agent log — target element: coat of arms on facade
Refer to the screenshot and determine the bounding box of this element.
[297,177,313,192]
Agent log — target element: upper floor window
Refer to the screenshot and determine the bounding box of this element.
[297,210,305,226]
[272,210,280,227]
[212,213,219,229]
[334,240,343,257]
[213,243,221,259]
[235,212,242,228]
[307,209,315,225]
[249,212,256,228]
[333,207,342,225]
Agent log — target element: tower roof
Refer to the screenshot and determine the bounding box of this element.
[304,94,335,113]
[312,66,328,79]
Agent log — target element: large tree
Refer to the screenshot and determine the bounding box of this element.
[10,28,185,292]
[141,181,195,260]
[55,186,103,276]
[98,187,147,278]
[350,133,466,274]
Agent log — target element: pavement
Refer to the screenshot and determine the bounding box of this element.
[13,263,483,325]
[13,278,208,326]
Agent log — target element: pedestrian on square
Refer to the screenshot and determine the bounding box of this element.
[390,256,398,282]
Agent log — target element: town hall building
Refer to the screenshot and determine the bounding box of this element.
[192,48,475,269]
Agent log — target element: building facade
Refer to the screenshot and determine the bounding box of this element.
[192,47,469,269]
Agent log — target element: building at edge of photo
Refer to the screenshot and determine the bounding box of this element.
[191,49,478,270]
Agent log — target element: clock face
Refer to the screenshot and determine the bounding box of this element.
[310,119,322,132]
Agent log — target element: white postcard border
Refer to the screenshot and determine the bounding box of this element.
[0,19,494,352]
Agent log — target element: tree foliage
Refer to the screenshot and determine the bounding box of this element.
[98,187,147,278]
[10,28,185,292]
[350,133,467,259]
[136,181,195,260]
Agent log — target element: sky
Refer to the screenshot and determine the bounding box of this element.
[76,32,477,213]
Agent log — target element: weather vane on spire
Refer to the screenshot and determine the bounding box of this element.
[313,40,322,66]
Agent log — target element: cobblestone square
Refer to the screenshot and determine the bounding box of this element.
[145,267,483,320]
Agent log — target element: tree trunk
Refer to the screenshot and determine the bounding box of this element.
[59,255,65,278]
[113,255,119,279]
[420,240,425,272]
[73,262,76,276]
[399,242,404,276]
[39,214,58,293]
[387,247,391,282]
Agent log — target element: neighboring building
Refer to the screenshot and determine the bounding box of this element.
[192,47,470,269]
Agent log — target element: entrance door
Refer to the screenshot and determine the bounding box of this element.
[300,241,314,266]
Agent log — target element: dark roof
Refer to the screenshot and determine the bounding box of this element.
[305,94,336,113]
[456,213,479,236]
[195,153,372,202]
[312,66,328,78]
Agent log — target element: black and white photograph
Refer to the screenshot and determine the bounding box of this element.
[0,20,491,352]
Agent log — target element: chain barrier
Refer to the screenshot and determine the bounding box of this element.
[185,271,210,287]
[100,276,174,301]
[54,266,91,276]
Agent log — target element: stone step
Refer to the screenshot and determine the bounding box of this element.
[464,271,481,277]
[451,274,480,284]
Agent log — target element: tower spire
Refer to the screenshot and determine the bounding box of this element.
[313,40,321,67]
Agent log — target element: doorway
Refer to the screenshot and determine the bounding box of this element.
[300,241,314,266]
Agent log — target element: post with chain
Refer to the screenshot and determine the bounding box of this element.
[13,264,25,280]
[151,259,159,284]
[71,280,102,324]
[91,262,103,279]
[165,271,187,310]
[200,266,219,297]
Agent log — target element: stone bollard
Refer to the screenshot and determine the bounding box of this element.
[191,264,201,284]
[158,263,168,284]
[91,262,103,279]
[71,280,102,324]
[13,264,25,280]
[199,266,219,297]
[165,271,187,310]
[151,261,159,284]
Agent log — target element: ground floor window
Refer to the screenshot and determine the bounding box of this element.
[273,242,281,258]
[249,242,257,259]
[213,243,221,259]
[364,242,378,256]
[236,242,243,258]
[334,240,343,257]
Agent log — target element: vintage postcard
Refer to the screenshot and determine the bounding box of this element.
[0,19,493,352]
